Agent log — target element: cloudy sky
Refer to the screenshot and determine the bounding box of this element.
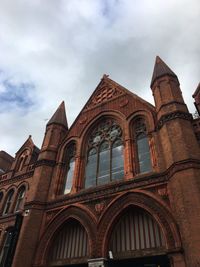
[0,0,199,156]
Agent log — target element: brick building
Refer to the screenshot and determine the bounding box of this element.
[0,57,200,267]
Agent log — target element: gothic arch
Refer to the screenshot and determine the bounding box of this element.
[80,110,126,154]
[57,138,78,163]
[34,205,97,266]
[127,109,156,133]
[15,148,31,172]
[17,181,29,191]
[97,190,181,258]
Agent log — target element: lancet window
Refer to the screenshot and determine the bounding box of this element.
[63,143,76,194]
[85,119,124,188]
[15,186,26,212]
[134,118,152,174]
[2,190,14,215]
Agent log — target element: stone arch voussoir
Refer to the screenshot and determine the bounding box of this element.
[97,191,181,258]
[34,205,97,266]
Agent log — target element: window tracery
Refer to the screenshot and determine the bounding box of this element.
[85,119,124,188]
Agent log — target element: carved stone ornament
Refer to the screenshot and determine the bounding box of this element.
[119,98,129,108]
[95,202,105,214]
[157,111,192,130]
[85,81,124,110]
[157,187,168,197]
[79,116,88,124]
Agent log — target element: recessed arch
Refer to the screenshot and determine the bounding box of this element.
[48,218,89,266]
[109,206,166,258]
[34,205,97,266]
[97,191,181,258]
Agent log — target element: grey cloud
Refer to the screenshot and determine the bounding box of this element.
[0,0,199,155]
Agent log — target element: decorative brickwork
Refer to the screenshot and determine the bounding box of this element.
[1,57,200,267]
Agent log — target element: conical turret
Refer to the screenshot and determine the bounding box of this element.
[39,101,68,160]
[151,56,188,117]
[47,101,68,129]
[151,56,179,87]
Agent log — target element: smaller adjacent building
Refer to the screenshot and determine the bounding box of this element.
[0,57,200,267]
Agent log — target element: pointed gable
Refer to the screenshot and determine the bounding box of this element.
[151,56,178,87]
[64,75,155,139]
[47,101,68,129]
[16,135,35,155]
[14,135,40,169]
[85,74,154,111]
[85,74,124,110]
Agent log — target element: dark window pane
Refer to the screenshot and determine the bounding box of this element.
[112,141,124,181]
[98,142,110,185]
[85,149,97,188]
[64,158,75,194]
[0,229,13,266]
[3,190,14,215]
[137,137,151,173]
[15,187,25,211]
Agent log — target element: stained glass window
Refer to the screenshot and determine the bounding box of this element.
[85,119,124,188]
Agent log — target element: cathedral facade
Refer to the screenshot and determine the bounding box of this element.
[0,57,200,267]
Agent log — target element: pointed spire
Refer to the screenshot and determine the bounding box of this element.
[47,101,68,129]
[151,56,178,87]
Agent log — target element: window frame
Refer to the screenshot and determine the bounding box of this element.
[132,117,152,175]
[85,119,124,188]
[2,190,14,216]
[14,186,26,212]
[62,142,76,195]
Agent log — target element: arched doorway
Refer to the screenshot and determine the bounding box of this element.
[48,218,89,267]
[107,207,170,267]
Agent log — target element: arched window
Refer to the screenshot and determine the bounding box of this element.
[0,228,14,266]
[85,119,124,188]
[17,150,29,172]
[3,190,14,215]
[15,186,26,212]
[63,143,76,194]
[134,118,152,174]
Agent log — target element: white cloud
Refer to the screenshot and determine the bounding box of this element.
[0,0,199,155]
